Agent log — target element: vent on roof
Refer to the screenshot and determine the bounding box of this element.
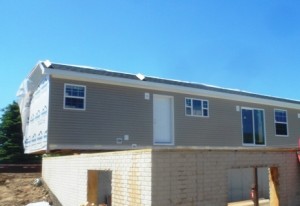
[136,73,145,81]
[43,60,52,68]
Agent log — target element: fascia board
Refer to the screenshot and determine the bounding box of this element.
[25,62,47,88]
[39,62,46,74]
[44,68,300,110]
[27,61,43,79]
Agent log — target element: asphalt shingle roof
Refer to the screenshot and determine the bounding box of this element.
[47,62,300,105]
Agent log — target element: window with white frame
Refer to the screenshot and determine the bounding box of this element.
[185,98,209,117]
[242,108,265,145]
[274,109,288,136]
[64,84,86,110]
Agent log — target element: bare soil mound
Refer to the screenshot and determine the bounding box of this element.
[0,173,52,206]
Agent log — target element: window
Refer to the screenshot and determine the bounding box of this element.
[64,84,86,110]
[185,98,209,117]
[274,109,288,136]
[242,108,265,145]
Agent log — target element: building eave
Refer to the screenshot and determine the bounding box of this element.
[42,65,300,110]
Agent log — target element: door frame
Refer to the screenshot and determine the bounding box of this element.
[241,107,266,146]
[153,94,175,145]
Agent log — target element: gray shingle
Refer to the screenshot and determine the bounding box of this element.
[47,62,300,105]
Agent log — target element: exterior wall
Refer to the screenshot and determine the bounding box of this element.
[23,75,49,153]
[151,149,300,206]
[175,96,300,147]
[48,77,300,149]
[19,64,49,154]
[42,150,152,206]
[48,78,153,149]
[42,149,300,206]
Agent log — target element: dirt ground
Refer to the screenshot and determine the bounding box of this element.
[0,173,53,206]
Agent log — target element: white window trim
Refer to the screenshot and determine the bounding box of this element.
[63,83,86,110]
[241,107,267,147]
[185,97,209,117]
[274,109,289,137]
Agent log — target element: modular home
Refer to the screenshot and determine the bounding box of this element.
[17,60,300,153]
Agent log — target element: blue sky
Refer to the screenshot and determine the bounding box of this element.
[1,0,300,112]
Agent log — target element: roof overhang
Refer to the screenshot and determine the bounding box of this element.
[40,63,300,110]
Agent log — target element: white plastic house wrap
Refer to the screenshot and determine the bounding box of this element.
[16,75,49,153]
[16,78,33,136]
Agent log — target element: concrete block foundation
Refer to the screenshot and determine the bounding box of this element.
[42,148,300,206]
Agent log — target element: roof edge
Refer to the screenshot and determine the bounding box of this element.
[33,61,300,109]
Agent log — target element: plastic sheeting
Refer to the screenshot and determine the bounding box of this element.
[16,78,34,135]
[26,201,51,206]
[24,76,49,153]
[16,61,52,153]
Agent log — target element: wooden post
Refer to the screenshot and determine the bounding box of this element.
[253,167,259,206]
[87,170,99,205]
[269,167,279,206]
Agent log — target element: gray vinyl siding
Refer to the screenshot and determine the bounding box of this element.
[175,96,300,147]
[175,96,242,146]
[48,77,300,148]
[48,78,153,147]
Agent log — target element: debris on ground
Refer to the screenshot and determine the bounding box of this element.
[33,178,43,187]
[26,201,51,206]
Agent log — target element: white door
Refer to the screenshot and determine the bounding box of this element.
[153,94,174,145]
